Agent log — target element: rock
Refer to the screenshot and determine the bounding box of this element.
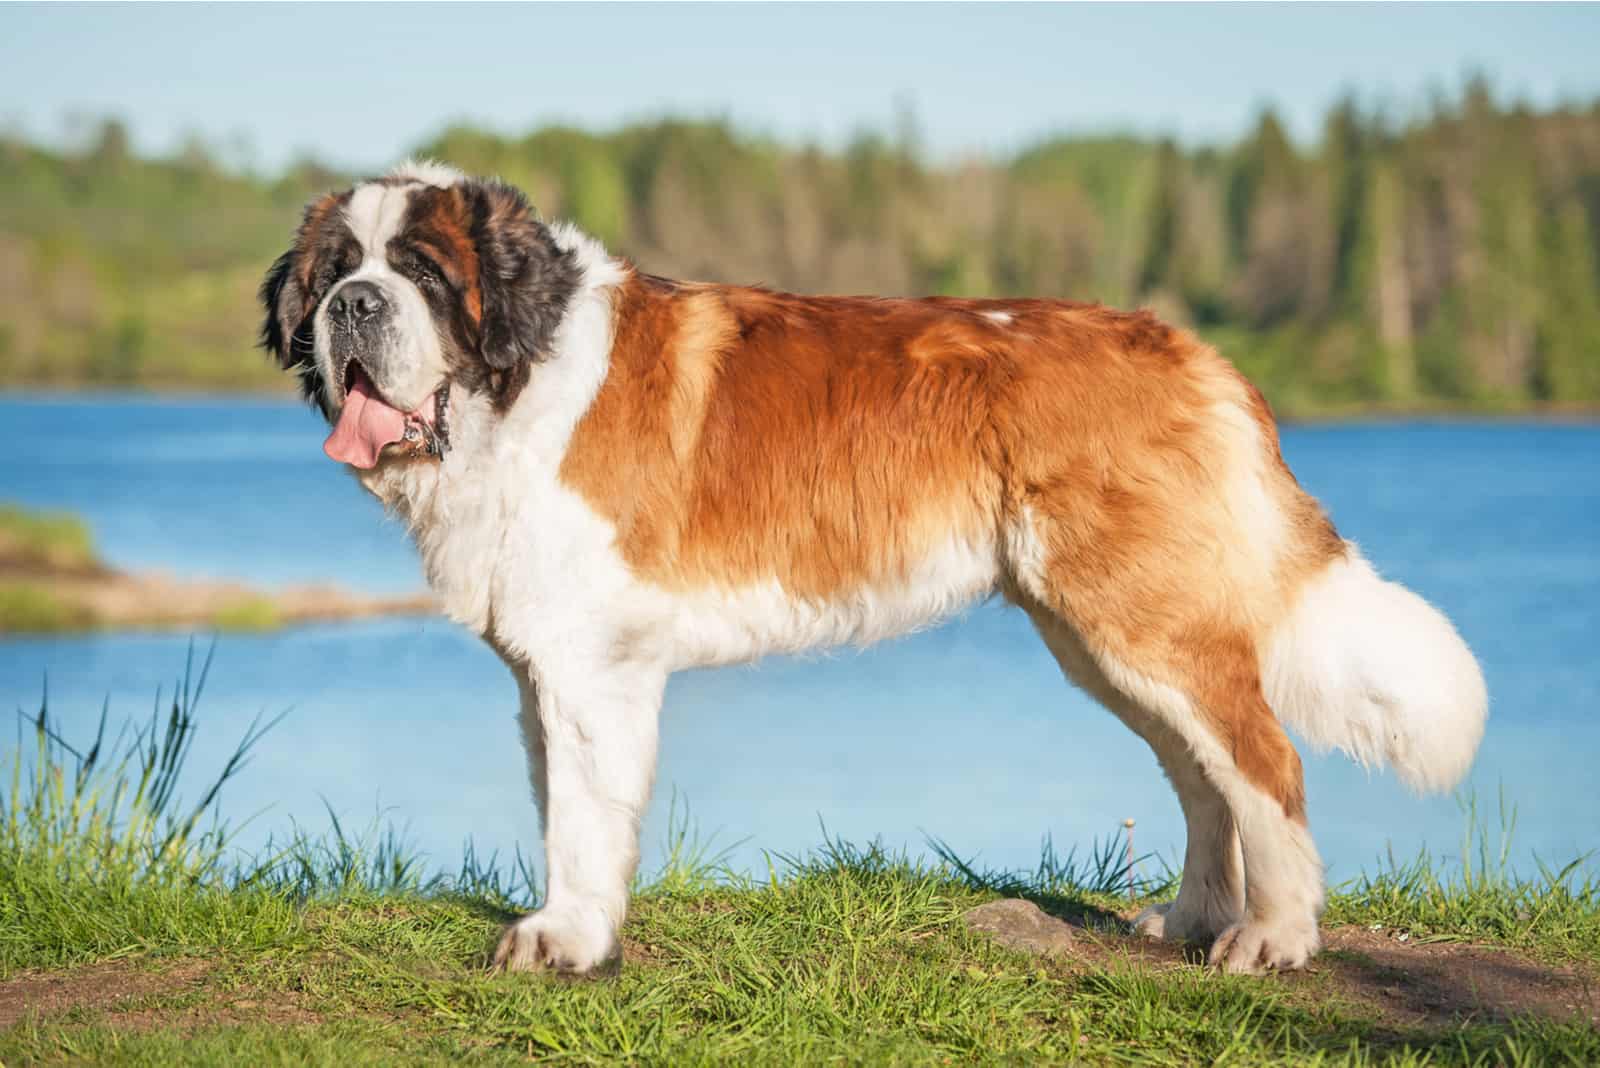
[963,899,1077,956]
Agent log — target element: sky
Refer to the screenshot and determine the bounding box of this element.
[2,2,1599,173]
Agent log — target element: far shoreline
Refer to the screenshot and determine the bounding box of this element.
[1,561,438,636]
[0,502,436,637]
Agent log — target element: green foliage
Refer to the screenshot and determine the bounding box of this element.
[0,504,102,631]
[0,583,94,632]
[4,88,1600,411]
[0,503,98,570]
[210,595,283,633]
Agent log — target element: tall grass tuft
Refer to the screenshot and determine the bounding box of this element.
[243,804,541,910]
[244,804,434,902]
[0,642,295,969]
[927,829,1177,905]
[5,644,279,885]
[1325,788,1600,956]
[645,790,742,896]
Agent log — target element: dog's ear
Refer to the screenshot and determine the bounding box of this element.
[258,248,305,372]
[260,192,350,410]
[465,179,581,405]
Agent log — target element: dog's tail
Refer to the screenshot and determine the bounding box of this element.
[1261,546,1487,793]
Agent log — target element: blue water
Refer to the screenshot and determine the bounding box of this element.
[3,394,1598,887]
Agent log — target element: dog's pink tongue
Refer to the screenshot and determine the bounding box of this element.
[324,371,406,468]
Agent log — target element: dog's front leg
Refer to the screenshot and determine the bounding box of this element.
[494,656,665,976]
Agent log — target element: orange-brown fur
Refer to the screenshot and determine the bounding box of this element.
[407,187,485,323]
[295,193,350,293]
[561,275,1008,599]
[558,271,1343,815]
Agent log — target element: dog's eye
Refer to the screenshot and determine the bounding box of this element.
[403,259,441,292]
[409,259,445,290]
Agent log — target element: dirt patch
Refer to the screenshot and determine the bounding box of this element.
[1059,920,1599,1032]
[0,958,211,1031]
[623,937,668,967]
[1057,920,1207,972]
[113,989,322,1034]
[0,958,321,1035]
[1312,926,1600,1030]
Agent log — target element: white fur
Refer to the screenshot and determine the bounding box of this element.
[1002,502,1049,595]
[981,310,1013,325]
[1210,399,1288,575]
[389,157,465,188]
[661,533,998,669]
[1263,548,1488,794]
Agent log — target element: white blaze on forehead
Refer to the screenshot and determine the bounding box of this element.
[982,310,1013,325]
[344,182,414,262]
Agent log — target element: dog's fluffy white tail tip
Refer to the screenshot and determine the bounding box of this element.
[1263,547,1487,793]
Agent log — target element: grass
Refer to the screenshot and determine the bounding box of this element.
[3,650,1598,1065]
[1324,791,1600,963]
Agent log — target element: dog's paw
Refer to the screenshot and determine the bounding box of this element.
[491,907,619,977]
[1207,918,1319,975]
[1132,900,1235,946]
[1132,903,1171,939]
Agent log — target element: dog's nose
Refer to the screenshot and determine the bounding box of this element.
[328,280,387,324]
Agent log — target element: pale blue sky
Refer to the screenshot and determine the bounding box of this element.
[3,2,1598,172]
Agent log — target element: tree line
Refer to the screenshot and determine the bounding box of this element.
[2,80,1598,411]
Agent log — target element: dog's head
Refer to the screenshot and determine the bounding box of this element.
[259,162,581,468]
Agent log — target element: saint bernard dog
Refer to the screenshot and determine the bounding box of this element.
[260,160,1487,976]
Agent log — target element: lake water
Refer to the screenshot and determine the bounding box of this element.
[3,394,1598,890]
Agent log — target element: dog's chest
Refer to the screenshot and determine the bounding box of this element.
[399,454,644,653]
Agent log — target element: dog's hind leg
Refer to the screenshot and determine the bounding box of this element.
[1026,611,1245,947]
[1171,649,1324,973]
[1024,600,1323,971]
